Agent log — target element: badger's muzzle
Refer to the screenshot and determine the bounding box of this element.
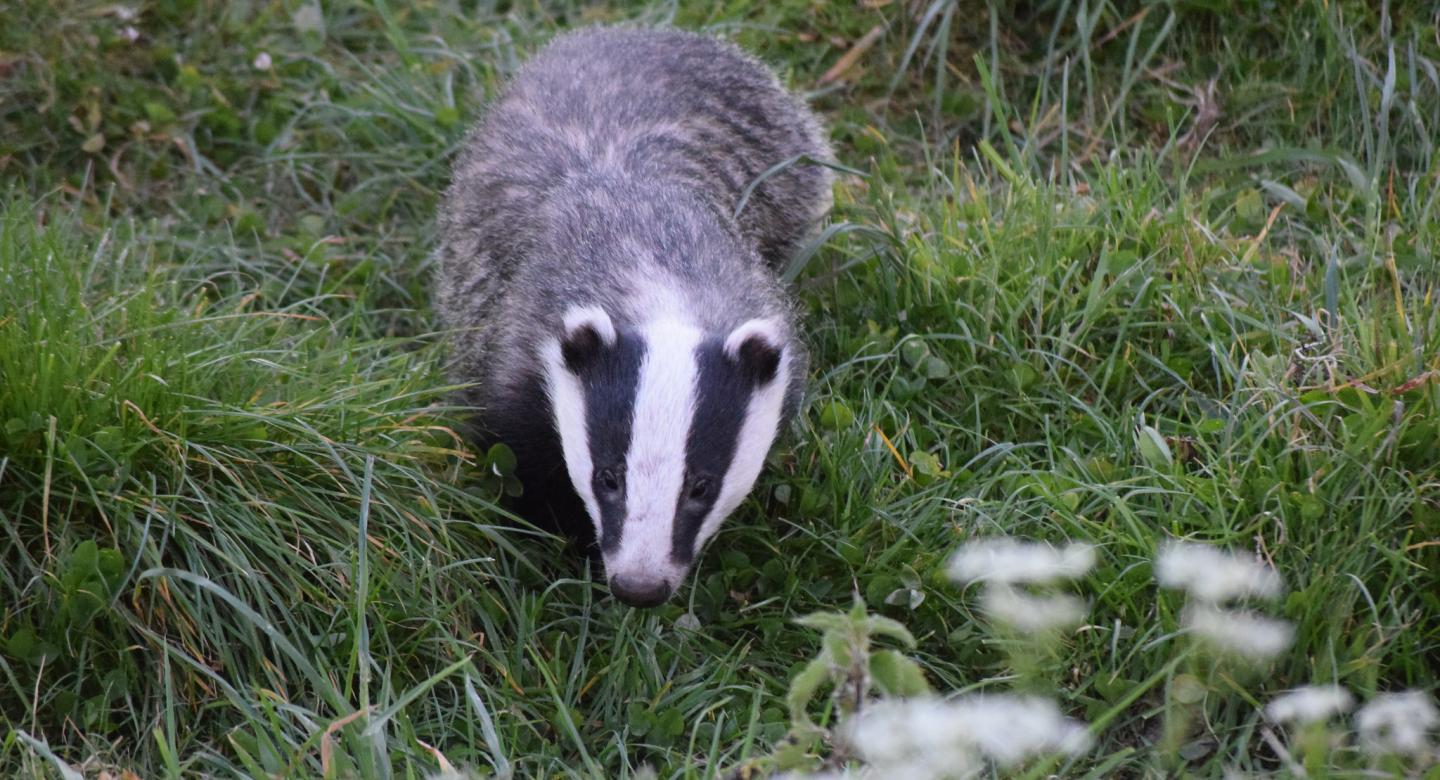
[608,572,675,608]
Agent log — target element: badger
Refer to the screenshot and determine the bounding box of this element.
[435,27,833,607]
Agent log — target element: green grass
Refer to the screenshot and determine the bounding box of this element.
[1,0,1437,777]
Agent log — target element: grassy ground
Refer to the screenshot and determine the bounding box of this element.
[2,0,1437,777]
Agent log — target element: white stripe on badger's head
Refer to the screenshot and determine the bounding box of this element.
[543,304,642,553]
[686,319,789,555]
[544,307,792,608]
[603,319,702,599]
[619,316,789,604]
[543,337,599,522]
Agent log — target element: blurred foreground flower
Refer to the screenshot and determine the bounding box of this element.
[844,694,1092,778]
[1183,603,1293,661]
[950,537,1094,650]
[949,538,1095,585]
[1356,690,1439,757]
[1264,685,1354,725]
[979,584,1087,634]
[1155,541,1283,602]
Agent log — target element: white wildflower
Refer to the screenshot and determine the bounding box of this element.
[120,25,140,43]
[951,695,1094,766]
[1356,690,1439,757]
[253,52,273,71]
[1155,541,1283,602]
[948,538,1095,585]
[1183,604,1293,661]
[1264,685,1354,724]
[846,695,1091,773]
[781,766,933,780]
[980,584,1087,634]
[110,5,138,22]
[845,698,981,778]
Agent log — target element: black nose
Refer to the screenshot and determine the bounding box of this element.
[609,574,673,608]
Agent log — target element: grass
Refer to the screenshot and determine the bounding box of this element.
[1,0,1437,777]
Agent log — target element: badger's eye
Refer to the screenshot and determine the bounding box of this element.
[596,469,622,495]
[687,477,712,502]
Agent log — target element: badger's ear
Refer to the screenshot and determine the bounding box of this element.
[724,318,784,385]
[561,305,617,372]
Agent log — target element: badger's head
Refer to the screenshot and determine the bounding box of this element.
[542,304,791,607]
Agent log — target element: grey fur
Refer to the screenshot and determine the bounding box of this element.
[435,26,832,527]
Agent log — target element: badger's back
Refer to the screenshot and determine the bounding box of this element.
[439,27,831,274]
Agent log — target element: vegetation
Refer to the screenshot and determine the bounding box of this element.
[1,0,1436,776]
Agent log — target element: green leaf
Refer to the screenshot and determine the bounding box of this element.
[143,101,176,124]
[1094,674,1139,703]
[922,355,951,379]
[658,708,685,737]
[1009,362,1040,390]
[900,338,929,367]
[1136,425,1173,469]
[773,735,820,771]
[869,649,931,696]
[818,400,855,430]
[63,540,100,592]
[794,611,851,634]
[864,615,917,648]
[823,631,853,667]
[786,657,831,730]
[1234,187,1265,225]
[1171,673,1207,705]
[5,627,37,661]
[720,550,751,570]
[96,548,125,592]
[907,450,947,478]
[627,702,652,736]
[1195,418,1225,434]
[884,586,925,610]
[486,442,517,476]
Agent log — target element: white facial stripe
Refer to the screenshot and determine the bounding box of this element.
[542,340,601,530]
[606,319,701,581]
[692,351,789,554]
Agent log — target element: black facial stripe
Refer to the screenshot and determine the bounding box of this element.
[576,331,644,553]
[671,339,754,564]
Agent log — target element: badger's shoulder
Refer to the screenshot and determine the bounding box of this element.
[441,26,832,267]
[536,26,835,265]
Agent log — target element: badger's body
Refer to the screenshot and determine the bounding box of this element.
[435,27,832,606]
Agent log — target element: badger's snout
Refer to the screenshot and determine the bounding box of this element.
[608,572,675,608]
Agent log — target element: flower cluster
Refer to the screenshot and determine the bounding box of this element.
[778,537,1434,779]
[948,537,1095,635]
[810,537,1104,778]
[836,695,1092,779]
[1355,690,1439,758]
[1259,684,1439,770]
[1264,685,1354,725]
[1155,541,1292,661]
